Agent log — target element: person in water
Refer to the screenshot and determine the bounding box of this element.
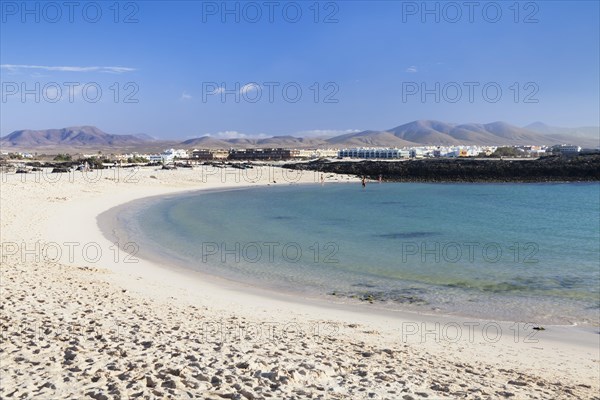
[361,176,366,188]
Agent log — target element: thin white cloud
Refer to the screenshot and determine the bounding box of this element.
[180,92,192,100]
[406,65,418,73]
[239,83,260,95]
[205,131,269,139]
[0,64,136,74]
[30,72,51,78]
[213,131,248,139]
[294,129,361,138]
[207,85,262,96]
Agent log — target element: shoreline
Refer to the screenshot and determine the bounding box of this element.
[99,183,599,328]
[2,166,599,399]
[64,168,600,348]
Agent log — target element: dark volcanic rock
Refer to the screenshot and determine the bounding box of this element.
[283,155,600,182]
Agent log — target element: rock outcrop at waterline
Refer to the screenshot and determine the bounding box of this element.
[283,155,600,182]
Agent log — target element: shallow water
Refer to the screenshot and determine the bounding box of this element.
[128,182,600,325]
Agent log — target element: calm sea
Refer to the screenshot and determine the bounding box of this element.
[129,182,600,325]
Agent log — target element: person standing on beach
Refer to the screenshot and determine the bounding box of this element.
[361,176,366,188]
[320,173,324,185]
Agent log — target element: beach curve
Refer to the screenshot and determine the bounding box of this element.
[1,165,599,399]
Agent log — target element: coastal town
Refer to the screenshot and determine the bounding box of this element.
[1,144,590,165]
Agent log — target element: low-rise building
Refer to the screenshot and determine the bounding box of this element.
[554,145,581,155]
[172,149,189,159]
[148,154,164,163]
[409,148,425,158]
[338,148,410,159]
[291,149,339,159]
[229,148,293,161]
[148,148,186,163]
[192,149,230,160]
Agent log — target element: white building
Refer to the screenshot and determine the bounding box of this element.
[148,154,164,163]
[148,149,186,163]
[338,148,410,159]
[172,149,189,159]
[556,145,581,155]
[445,149,460,157]
[409,148,425,158]
[294,149,339,159]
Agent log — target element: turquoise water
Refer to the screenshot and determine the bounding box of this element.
[131,183,600,325]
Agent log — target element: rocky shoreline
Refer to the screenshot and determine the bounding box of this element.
[283,155,600,183]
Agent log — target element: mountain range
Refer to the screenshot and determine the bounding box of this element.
[1,121,598,152]
[0,126,152,150]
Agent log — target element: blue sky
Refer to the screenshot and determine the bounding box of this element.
[1,1,599,139]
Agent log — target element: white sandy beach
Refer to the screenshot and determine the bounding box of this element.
[1,165,599,399]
